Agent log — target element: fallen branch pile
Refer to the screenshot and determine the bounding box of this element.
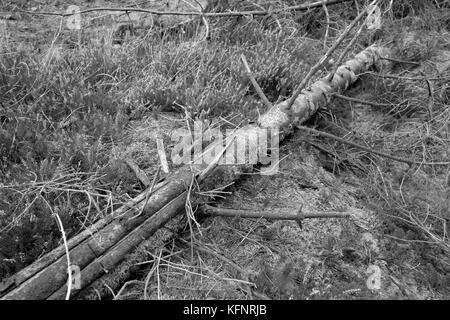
[0,0,396,299]
[0,42,390,300]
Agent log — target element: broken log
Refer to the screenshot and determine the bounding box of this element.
[47,192,187,300]
[0,45,390,300]
[0,169,193,299]
[0,179,168,296]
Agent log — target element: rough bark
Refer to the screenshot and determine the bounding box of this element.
[0,170,193,300]
[258,45,390,129]
[47,192,187,300]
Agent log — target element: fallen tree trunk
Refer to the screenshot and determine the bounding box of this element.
[47,192,188,300]
[0,170,193,299]
[0,45,390,300]
[0,179,168,295]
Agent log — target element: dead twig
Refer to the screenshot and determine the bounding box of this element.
[332,93,393,107]
[124,158,151,187]
[179,238,271,300]
[185,172,202,238]
[181,238,249,278]
[304,139,367,172]
[183,0,209,42]
[361,72,450,81]
[14,0,353,18]
[423,73,434,121]
[297,125,450,166]
[143,250,162,300]
[114,280,144,300]
[240,54,273,110]
[380,57,420,66]
[54,212,72,301]
[134,166,161,219]
[286,0,378,111]
[327,6,373,81]
[322,1,330,50]
[249,1,282,36]
[40,196,72,301]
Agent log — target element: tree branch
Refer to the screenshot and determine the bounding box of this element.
[240,54,273,110]
[285,0,378,111]
[14,0,353,18]
[297,125,450,166]
[204,204,350,221]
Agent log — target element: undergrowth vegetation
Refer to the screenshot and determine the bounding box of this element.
[0,0,327,280]
[0,0,449,298]
[304,2,450,296]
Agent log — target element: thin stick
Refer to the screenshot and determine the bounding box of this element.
[135,166,161,218]
[240,54,273,110]
[153,112,169,174]
[195,245,254,298]
[199,15,209,42]
[332,93,393,107]
[304,139,342,160]
[204,204,350,221]
[361,72,450,81]
[297,125,450,166]
[143,255,158,300]
[380,57,420,66]
[184,0,209,42]
[180,238,270,299]
[353,0,360,16]
[14,0,353,18]
[322,1,330,50]
[125,158,151,186]
[286,0,378,111]
[181,238,249,277]
[54,213,72,300]
[423,74,434,121]
[328,1,382,81]
[38,196,72,300]
[327,7,372,82]
[114,280,144,300]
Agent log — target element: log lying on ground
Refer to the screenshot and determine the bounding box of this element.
[47,192,188,300]
[258,45,390,129]
[0,45,390,300]
[0,170,193,299]
[0,179,167,295]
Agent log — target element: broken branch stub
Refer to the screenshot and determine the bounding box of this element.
[258,45,390,130]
